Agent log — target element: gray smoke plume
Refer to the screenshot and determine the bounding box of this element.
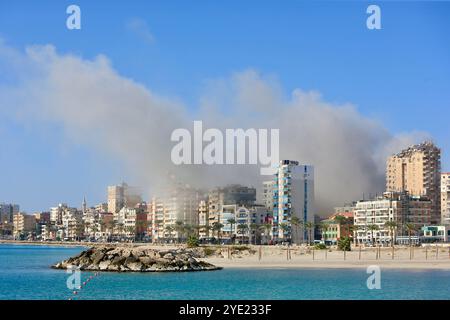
[0,43,429,215]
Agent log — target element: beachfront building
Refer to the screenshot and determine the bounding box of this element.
[272,160,314,244]
[217,204,268,243]
[354,191,432,245]
[150,181,200,242]
[61,209,83,241]
[208,185,256,225]
[107,182,142,214]
[114,206,148,240]
[150,197,165,242]
[13,213,36,239]
[50,203,77,225]
[441,173,450,225]
[198,199,209,238]
[320,212,354,245]
[386,141,441,224]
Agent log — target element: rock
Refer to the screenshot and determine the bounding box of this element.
[127,262,143,271]
[107,264,120,271]
[124,256,138,266]
[111,256,126,266]
[163,253,175,260]
[99,260,111,271]
[52,246,221,273]
[92,252,105,265]
[139,256,156,266]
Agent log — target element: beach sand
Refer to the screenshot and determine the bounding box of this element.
[202,245,450,270]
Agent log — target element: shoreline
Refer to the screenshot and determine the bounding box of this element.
[3,241,450,270]
[202,258,450,270]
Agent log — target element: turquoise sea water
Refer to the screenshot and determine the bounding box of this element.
[0,244,449,300]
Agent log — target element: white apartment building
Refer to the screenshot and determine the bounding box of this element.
[50,203,77,225]
[273,160,314,244]
[262,180,275,211]
[218,204,268,242]
[354,192,432,245]
[441,173,450,225]
[61,209,83,240]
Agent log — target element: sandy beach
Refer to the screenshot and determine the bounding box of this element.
[202,245,450,270]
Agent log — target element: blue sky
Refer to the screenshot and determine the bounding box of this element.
[0,1,449,212]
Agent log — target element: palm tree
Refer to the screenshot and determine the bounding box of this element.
[349,224,360,246]
[212,222,224,243]
[165,225,174,242]
[91,224,98,240]
[404,223,416,247]
[384,221,398,247]
[126,226,136,241]
[184,224,194,238]
[250,223,260,245]
[117,223,125,237]
[106,220,114,235]
[278,222,288,240]
[175,220,185,243]
[291,216,302,244]
[304,221,315,245]
[227,218,236,243]
[237,223,248,244]
[334,215,349,240]
[366,224,379,246]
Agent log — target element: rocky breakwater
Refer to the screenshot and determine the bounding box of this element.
[52,246,221,272]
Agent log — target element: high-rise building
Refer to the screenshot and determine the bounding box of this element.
[386,141,441,224]
[441,173,450,225]
[0,203,20,224]
[197,199,209,237]
[150,181,200,242]
[107,182,142,213]
[262,180,275,211]
[272,160,315,244]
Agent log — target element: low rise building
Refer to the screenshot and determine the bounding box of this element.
[320,212,354,245]
[420,225,449,243]
[354,191,432,245]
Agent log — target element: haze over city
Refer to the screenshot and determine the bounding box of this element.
[0,1,449,214]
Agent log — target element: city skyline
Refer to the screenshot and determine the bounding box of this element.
[0,1,449,212]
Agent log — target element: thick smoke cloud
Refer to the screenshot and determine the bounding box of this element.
[0,44,429,215]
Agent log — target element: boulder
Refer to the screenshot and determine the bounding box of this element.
[99,260,111,271]
[52,246,221,272]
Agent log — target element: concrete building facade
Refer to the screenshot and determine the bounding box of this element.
[272,160,315,244]
[107,182,142,213]
[386,141,441,224]
[441,173,450,225]
[354,192,432,245]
